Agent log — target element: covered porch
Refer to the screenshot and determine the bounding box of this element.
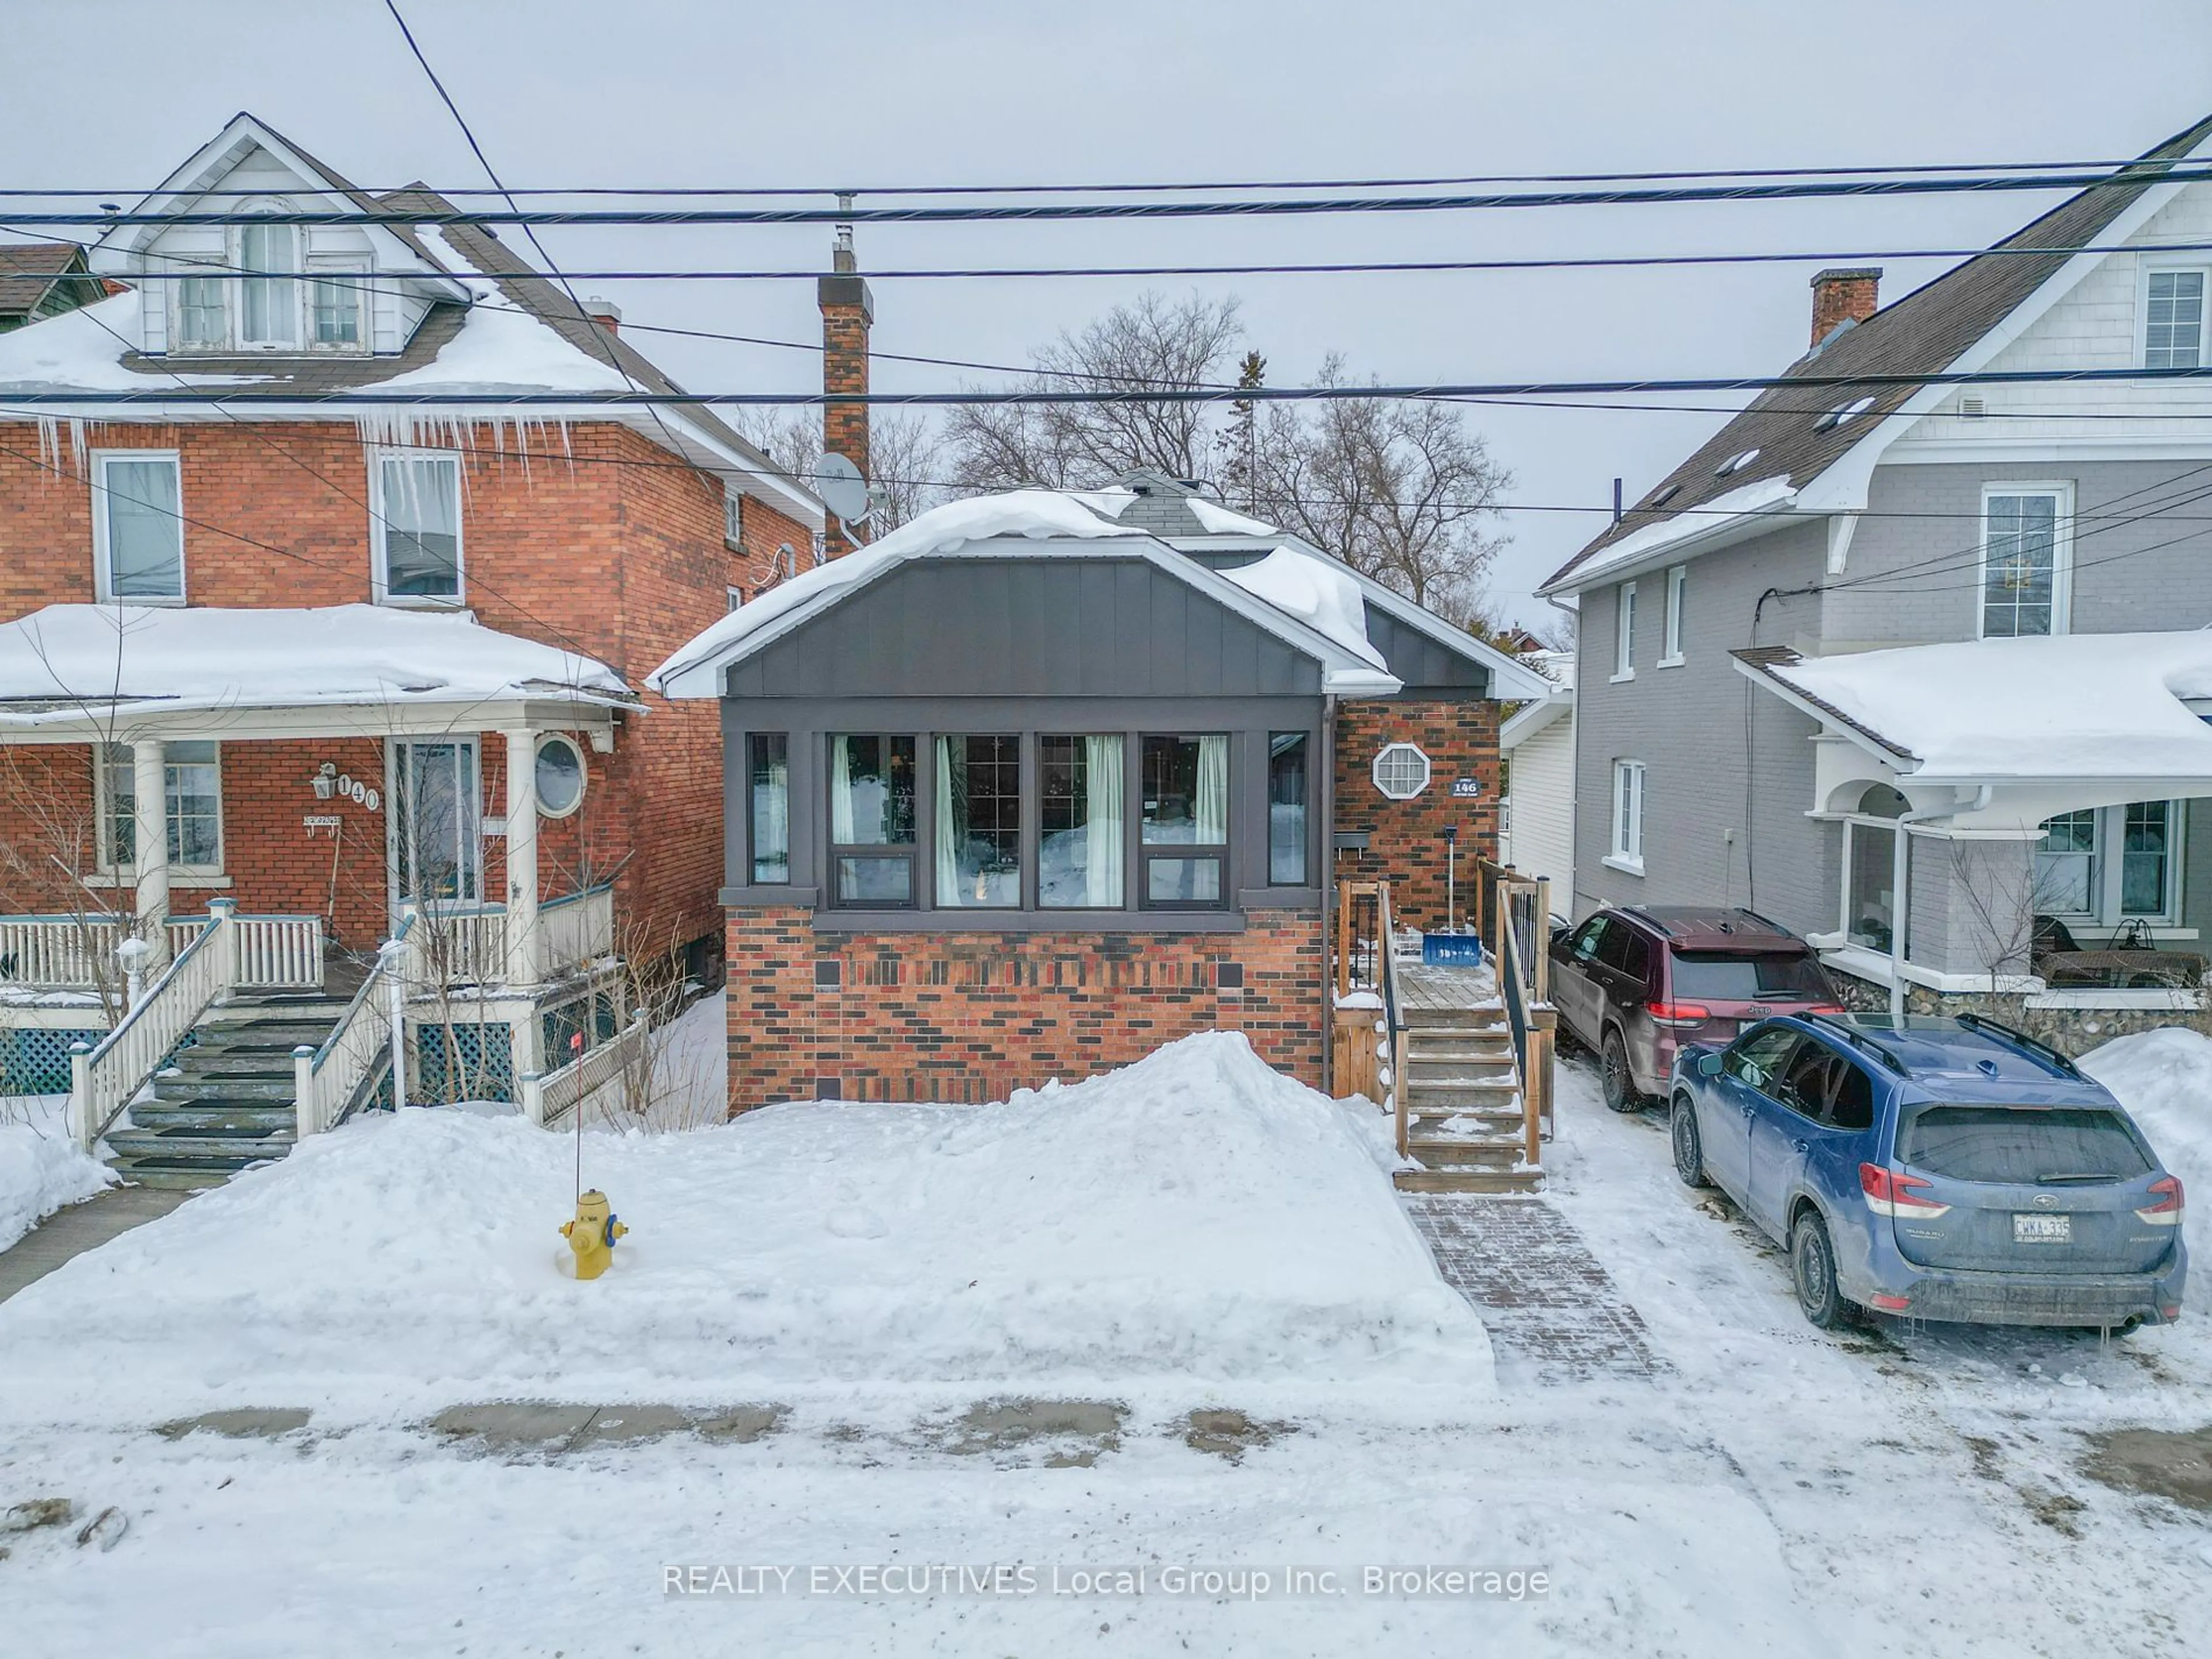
[0,604,637,1148]
[1736,632,2212,1040]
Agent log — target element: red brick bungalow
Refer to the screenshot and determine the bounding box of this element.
[0,114,821,1176]
[651,476,1549,1106]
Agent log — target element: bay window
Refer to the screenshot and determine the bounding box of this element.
[2036,801,2181,927]
[1842,785,1906,953]
[1141,734,1229,905]
[1039,735,1125,908]
[935,735,1021,907]
[829,734,917,905]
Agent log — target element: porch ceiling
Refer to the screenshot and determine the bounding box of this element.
[0,604,637,743]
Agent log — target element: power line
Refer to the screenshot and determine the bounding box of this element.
[5,152,2199,200]
[5,361,2209,408]
[16,164,2211,229]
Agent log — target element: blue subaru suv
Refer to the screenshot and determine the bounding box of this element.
[1669,1013,2187,1331]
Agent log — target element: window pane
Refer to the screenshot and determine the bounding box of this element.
[379,455,462,597]
[102,744,135,866]
[748,734,789,884]
[1141,735,1228,845]
[1040,734,1124,908]
[311,272,363,346]
[1847,822,1896,950]
[2121,800,2171,915]
[1982,494,2058,638]
[1146,856,1223,904]
[103,457,183,599]
[2035,810,2098,914]
[935,735,1021,907]
[1268,732,1308,884]
[2147,271,2205,371]
[829,736,916,846]
[835,855,911,906]
[177,272,225,347]
[240,221,297,345]
[166,741,221,867]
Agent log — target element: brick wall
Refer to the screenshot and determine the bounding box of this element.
[0,418,796,964]
[1332,698,1502,931]
[724,908,1324,1108]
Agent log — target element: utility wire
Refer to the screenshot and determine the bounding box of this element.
[17,163,2212,228]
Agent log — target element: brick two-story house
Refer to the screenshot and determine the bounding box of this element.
[1540,110,2212,1065]
[0,113,823,1175]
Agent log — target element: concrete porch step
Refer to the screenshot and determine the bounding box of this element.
[105,1124,295,1164]
[128,1103,297,1132]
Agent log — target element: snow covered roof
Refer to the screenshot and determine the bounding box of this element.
[649,488,1405,699]
[0,604,634,725]
[1734,631,2212,785]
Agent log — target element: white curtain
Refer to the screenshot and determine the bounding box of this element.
[830,736,857,844]
[1195,734,1229,845]
[1085,734,1124,908]
[934,736,964,904]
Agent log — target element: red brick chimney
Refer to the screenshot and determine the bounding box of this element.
[817,195,873,557]
[582,296,622,335]
[1809,267,1880,348]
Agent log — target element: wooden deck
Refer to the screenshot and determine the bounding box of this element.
[1396,961,1500,1013]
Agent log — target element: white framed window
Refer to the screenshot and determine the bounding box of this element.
[1608,759,1645,873]
[724,487,743,546]
[1978,483,2071,639]
[173,262,228,351]
[1612,580,1637,681]
[2036,800,2183,927]
[239,219,300,349]
[1372,743,1432,801]
[98,741,224,876]
[372,450,464,604]
[92,450,184,603]
[307,263,367,349]
[2143,268,2207,371]
[727,586,745,612]
[1660,564,1687,666]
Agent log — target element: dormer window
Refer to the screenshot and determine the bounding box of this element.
[164,219,371,355]
[240,221,298,347]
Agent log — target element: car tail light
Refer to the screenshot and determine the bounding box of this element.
[1867,1292,1911,1313]
[1647,1001,1712,1028]
[2138,1175,2185,1226]
[1804,1003,1849,1015]
[1860,1162,1952,1219]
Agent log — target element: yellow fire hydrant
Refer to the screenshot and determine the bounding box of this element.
[560,1190,627,1281]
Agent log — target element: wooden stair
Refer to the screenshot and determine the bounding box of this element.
[1392,1000,1544,1195]
[101,993,353,1187]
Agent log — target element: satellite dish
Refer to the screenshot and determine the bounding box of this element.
[813,453,871,524]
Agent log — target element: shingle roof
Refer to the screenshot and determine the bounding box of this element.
[1541,112,2212,593]
[0,243,94,317]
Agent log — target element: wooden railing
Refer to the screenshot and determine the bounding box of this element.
[1471,855,1555,1164]
[522,1012,647,1127]
[293,916,414,1139]
[1331,878,1410,1154]
[69,899,237,1150]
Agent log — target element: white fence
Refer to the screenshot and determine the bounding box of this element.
[0,911,319,993]
[522,1013,647,1127]
[69,900,237,1150]
[412,885,614,988]
[231,915,324,990]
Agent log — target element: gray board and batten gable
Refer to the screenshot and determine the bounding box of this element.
[719,556,1325,700]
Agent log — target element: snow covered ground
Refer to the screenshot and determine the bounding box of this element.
[3,1030,2210,1656]
[0,1094,112,1253]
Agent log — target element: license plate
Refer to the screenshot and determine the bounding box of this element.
[2013,1213,2073,1244]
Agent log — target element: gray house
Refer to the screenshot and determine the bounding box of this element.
[1538,112,2212,1049]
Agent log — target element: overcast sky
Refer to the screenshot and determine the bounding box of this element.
[4,0,2210,628]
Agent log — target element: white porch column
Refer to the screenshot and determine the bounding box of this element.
[130,738,172,970]
[503,728,541,989]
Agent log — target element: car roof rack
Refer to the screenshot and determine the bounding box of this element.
[1799,1012,1906,1074]
[1952,1012,2082,1079]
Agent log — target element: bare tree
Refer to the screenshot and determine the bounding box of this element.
[1250,358,1512,626]
[732,407,945,535]
[946,291,1245,489]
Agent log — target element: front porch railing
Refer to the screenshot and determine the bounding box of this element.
[521,1010,647,1127]
[69,899,237,1150]
[412,884,615,987]
[0,912,320,994]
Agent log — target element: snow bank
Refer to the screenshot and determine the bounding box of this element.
[0,1033,1488,1422]
[1767,630,2212,782]
[0,290,268,395]
[1551,475,1796,588]
[649,489,1149,696]
[1186,498,1280,536]
[2081,1027,2212,1279]
[1222,546,1387,670]
[0,603,630,719]
[0,1096,113,1253]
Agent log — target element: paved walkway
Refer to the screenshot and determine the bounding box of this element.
[1403,1194,1666,1382]
[0,1185,192,1304]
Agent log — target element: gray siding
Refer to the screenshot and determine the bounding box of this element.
[1570,520,1838,937]
[724,558,1321,700]
[1362,605,1490,694]
[1821,460,2212,645]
